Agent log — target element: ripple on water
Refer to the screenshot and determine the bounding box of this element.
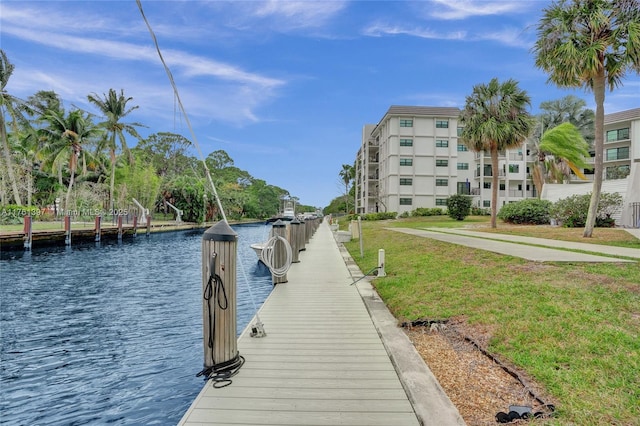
[1,224,273,425]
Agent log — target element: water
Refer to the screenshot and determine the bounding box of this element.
[0,223,273,425]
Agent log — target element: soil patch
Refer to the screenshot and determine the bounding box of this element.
[404,317,555,425]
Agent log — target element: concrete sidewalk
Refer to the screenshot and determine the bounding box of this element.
[424,227,640,260]
[389,228,635,263]
[179,220,465,425]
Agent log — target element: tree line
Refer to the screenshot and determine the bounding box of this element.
[0,50,317,223]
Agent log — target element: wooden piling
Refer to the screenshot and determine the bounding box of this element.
[117,215,123,241]
[297,217,306,251]
[271,220,288,284]
[23,215,32,250]
[64,215,71,246]
[95,216,102,242]
[289,218,300,263]
[201,221,239,372]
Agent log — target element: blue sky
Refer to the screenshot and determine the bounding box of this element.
[2,1,639,209]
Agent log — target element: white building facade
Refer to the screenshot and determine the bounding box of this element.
[356,105,639,226]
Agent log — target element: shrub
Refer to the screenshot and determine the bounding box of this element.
[550,192,623,228]
[471,207,491,216]
[498,199,552,225]
[446,194,472,221]
[412,207,444,217]
[347,212,397,221]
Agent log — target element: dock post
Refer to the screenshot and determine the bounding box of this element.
[95,215,102,242]
[133,215,138,237]
[378,249,386,277]
[117,215,123,241]
[297,217,306,252]
[289,218,301,263]
[23,215,32,250]
[64,215,71,246]
[146,215,151,237]
[201,221,240,378]
[271,220,289,284]
[305,218,311,244]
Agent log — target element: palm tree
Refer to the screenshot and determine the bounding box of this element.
[40,109,100,212]
[0,49,26,205]
[534,122,592,191]
[339,164,354,214]
[538,95,594,148]
[87,88,144,214]
[533,0,640,237]
[459,78,535,228]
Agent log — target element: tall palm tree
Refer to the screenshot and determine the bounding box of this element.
[538,95,594,148]
[0,49,26,205]
[459,78,535,228]
[534,122,592,191]
[533,0,640,237]
[339,163,354,214]
[40,109,100,212]
[87,88,144,213]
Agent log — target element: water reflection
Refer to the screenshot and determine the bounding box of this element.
[0,223,272,425]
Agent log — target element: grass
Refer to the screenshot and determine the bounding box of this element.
[342,216,639,425]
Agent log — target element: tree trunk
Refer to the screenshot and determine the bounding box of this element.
[583,70,605,238]
[109,148,116,215]
[491,145,499,228]
[0,114,23,205]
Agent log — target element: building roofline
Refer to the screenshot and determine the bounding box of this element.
[604,107,640,125]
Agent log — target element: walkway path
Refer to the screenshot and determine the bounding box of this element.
[389,227,637,262]
[179,220,464,426]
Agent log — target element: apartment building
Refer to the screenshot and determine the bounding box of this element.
[541,107,640,227]
[355,105,531,215]
[356,105,639,225]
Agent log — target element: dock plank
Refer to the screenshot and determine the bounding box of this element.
[179,221,420,426]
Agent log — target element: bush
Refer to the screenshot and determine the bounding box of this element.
[412,207,444,217]
[498,199,552,225]
[471,206,491,216]
[446,194,472,221]
[346,212,397,221]
[550,192,623,228]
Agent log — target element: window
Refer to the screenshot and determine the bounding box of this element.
[483,200,491,207]
[499,183,505,190]
[400,119,413,127]
[436,179,448,186]
[399,198,412,205]
[436,139,449,147]
[457,162,469,170]
[399,178,413,185]
[508,164,520,173]
[436,198,447,206]
[457,182,470,195]
[606,128,629,142]
[436,120,449,128]
[457,144,468,152]
[399,138,413,146]
[400,158,413,166]
[457,126,463,136]
[483,182,491,189]
[606,147,629,161]
[436,159,449,167]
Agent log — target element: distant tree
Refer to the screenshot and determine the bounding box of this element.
[533,0,640,237]
[87,88,144,214]
[338,164,354,214]
[0,49,27,205]
[459,78,535,228]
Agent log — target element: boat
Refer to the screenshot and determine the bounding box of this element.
[265,200,296,223]
[250,241,266,263]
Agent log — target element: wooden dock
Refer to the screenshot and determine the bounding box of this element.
[179,220,421,425]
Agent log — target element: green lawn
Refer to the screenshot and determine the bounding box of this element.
[342,216,639,425]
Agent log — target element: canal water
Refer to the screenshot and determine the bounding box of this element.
[0,223,273,425]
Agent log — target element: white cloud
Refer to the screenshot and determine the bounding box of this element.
[426,0,526,20]
[362,22,466,40]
